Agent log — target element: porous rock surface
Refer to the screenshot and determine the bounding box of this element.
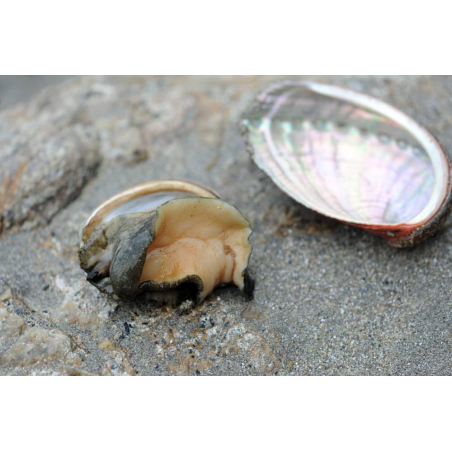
[1,75,451,375]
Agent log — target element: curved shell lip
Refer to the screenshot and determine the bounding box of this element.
[81,179,220,244]
[241,80,452,245]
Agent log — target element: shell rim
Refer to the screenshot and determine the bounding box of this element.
[81,179,220,244]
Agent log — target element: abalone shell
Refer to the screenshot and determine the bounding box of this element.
[242,81,452,246]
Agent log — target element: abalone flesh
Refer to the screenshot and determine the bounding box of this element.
[79,180,253,303]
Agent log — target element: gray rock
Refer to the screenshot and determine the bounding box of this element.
[0,79,101,234]
[0,75,451,375]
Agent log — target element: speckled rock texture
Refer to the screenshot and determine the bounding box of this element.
[0,75,451,375]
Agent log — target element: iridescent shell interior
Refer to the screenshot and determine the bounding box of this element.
[242,82,449,233]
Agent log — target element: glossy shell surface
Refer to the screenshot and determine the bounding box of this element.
[242,81,452,246]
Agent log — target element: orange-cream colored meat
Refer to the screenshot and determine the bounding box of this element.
[139,198,251,299]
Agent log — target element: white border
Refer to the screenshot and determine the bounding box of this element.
[1,1,452,74]
[1,378,450,451]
